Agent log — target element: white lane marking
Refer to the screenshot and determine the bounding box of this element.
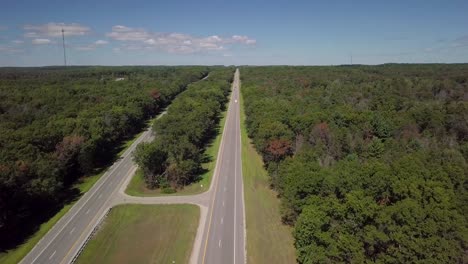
[234,81,239,264]
[201,88,234,264]
[85,209,91,215]
[222,201,225,207]
[49,250,56,260]
[221,217,224,224]
[233,68,247,263]
[70,227,76,234]
[29,111,161,264]
[235,99,238,103]
[31,151,125,263]
[219,239,222,248]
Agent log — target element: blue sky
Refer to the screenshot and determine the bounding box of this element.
[0,0,467,66]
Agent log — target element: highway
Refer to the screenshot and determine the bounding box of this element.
[199,68,245,264]
[20,69,246,264]
[19,113,157,264]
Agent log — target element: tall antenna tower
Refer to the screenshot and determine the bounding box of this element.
[62,28,67,66]
[350,53,353,65]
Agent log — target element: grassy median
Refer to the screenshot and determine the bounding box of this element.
[239,88,297,263]
[125,107,228,196]
[76,204,199,264]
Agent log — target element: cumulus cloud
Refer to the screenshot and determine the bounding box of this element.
[106,25,151,41]
[230,35,256,45]
[32,38,52,45]
[106,25,256,54]
[24,22,90,38]
[94,40,108,45]
[75,40,109,51]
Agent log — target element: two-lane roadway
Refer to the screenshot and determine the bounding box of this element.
[20,122,155,264]
[200,68,245,264]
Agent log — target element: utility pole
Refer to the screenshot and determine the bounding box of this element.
[62,28,67,66]
[350,53,353,65]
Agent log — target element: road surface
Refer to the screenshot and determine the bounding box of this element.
[198,68,245,264]
[20,69,246,264]
[19,111,160,264]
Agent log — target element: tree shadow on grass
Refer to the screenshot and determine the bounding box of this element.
[0,187,81,252]
[0,109,166,254]
[182,111,223,186]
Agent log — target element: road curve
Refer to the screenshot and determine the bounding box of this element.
[20,69,245,264]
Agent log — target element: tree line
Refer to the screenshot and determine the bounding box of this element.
[240,64,468,263]
[0,66,209,249]
[133,68,234,191]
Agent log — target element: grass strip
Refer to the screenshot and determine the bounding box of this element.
[239,84,297,263]
[75,204,199,264]
[125,107,228,196]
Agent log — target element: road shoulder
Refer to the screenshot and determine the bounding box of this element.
[239,83,297,263]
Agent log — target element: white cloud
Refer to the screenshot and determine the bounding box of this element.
[12,40,24,44]
[144,38,156,45]
[94,40,108,45]
[112,25,132,32]
[232,35,246,41]
[32,38,52,45]
[24,22,90,38]
[75,39,109,51]
[230,35,256,45]
[106,25,256,54]
[106,25,151,41]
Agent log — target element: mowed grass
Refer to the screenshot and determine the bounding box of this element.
[125,107,228,196]
[75,204,199,264]
[239,88,297,263]
[0,127,146,264]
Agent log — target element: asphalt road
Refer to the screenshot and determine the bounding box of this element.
[20,69,245,264]
[199,68,245,264]
[19,115,157,264]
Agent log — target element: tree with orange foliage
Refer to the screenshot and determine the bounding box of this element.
[265,138,293,162]
[149,88,161,101]
[55,135,86,184]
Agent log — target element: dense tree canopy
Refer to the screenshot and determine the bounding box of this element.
[0,66,209,249]
[240,65,468,263]
[133,68,234,190]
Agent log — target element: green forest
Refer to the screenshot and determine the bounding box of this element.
[133,68,234,191]
[0,66,209,250]
[240,65,468,263]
